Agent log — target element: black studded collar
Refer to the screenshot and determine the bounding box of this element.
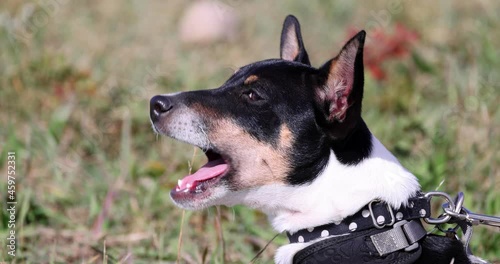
[287,195,431,244]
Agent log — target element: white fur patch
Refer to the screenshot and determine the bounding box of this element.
[275,240,311,264]
[219,135,420,261]
[166,112,209,148]
[152,99,211,150]
[468,255,489,264]
[225,135,419,232]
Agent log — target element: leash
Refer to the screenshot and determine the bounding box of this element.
[290,191,500,264]
[424,191,500,263]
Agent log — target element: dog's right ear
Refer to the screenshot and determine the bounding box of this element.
[280,15,311,65]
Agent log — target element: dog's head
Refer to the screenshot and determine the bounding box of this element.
[150,15,366,210]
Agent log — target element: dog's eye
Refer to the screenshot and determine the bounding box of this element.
[248,91,259,101]
[243,90,263,102]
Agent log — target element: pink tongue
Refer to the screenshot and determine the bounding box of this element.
[178,160,228,190]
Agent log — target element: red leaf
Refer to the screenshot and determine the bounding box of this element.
[347,24,419,80]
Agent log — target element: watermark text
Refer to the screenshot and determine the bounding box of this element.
[6,152,17,257]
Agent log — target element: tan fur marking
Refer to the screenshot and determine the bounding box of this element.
[244,75,259,85]
[279,124,293,149]
[191,102,219,118]
[210,120,291,188]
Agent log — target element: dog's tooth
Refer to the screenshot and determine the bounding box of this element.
[186,183,192,189]
[178,179,182,186]
[183,188,189,193]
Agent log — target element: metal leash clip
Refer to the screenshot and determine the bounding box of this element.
[444,206,500,229]
[425,191,500,229]
[438,192,500,229]
[423,191,498,264]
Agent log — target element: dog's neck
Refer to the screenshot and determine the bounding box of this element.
[228,134,420,233]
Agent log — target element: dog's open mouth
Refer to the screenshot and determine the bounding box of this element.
[172,149,229,195]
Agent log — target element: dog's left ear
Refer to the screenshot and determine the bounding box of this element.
[280,15,311,65]
[316,30,366,138]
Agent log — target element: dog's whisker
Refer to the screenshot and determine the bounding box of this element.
[261,159,275,179]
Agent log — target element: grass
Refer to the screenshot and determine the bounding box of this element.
[0,0,498,263]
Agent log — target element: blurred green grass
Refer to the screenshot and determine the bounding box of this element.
[0,0,498,263]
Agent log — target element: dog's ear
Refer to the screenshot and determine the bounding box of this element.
[316,30,366,138]
[280,15,311,65]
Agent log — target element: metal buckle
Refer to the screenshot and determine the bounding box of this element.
[396,220,421,252]
[424,191,455,224]
[369,199,395,229]
[370,220,424,256]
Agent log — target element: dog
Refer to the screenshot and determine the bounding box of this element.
[150,15,476,264]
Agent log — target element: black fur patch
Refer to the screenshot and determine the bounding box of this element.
[416,235,471,264]
[330,119,372,165]
[159,57,374,186]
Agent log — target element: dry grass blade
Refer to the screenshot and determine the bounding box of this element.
[176,209,187,264]
[177,147,198,263]
[250,233,280,263]
[91,110,131,238]
[215,206,226,262]
[103,240,107,264]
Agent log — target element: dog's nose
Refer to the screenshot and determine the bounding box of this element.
[150,95,173,122]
